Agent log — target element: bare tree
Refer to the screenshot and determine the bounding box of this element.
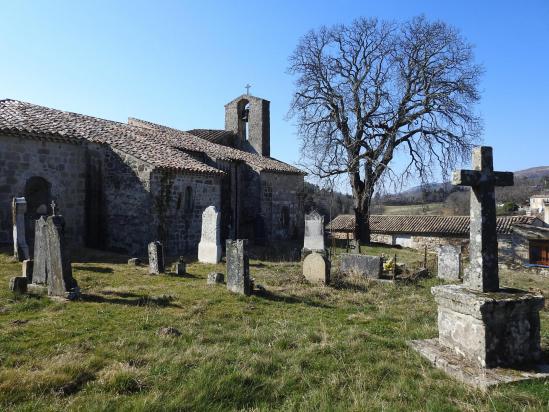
[288,16,482,244]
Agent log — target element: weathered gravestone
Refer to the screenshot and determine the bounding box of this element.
[12,197,30,261]
[46,215,79,298]
[148,241,165,274]
[31,209,79,299]
[226,239,252,295]
[32,216,49,285]
[340,254,383,279]
[207,272,224,285]
[198,206,222,264]
[303,252,329,284]
[174,257,186,276]
[437,245,461,281]
[9,276,27,294]
[302,210,325,256]
[410,146,546,389]
[128,258,141,266]
[22,259,33,281]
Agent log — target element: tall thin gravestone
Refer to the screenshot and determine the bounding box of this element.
[410,147,546,389]
[226,239,251,295]
[32,216,49,285]
[302,210,325,256]
[12,197,30,261]
[148,241,165,274]
[198,206,222,264]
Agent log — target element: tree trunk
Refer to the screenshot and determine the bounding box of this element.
[353,198,371,246]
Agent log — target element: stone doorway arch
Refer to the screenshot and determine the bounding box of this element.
[24,176,52,245]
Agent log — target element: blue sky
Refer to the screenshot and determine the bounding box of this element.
[1,1,548,188]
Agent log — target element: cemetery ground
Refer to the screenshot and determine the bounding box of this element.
[0,246,547,411]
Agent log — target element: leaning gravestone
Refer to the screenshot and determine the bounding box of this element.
[340,254,383,279]
[12,197,30,261]
[198,206,222,264]
[226,239,251,296]
[410,146,547,389]
[46,214,79,298]
[30,206,79,299]
[302,210,325,256]
[148,241,165,274]
[303,252,329,284]
[437,245,461,281]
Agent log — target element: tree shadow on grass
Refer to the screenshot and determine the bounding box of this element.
[254,288,333,309]
[73,265,114,274]
[163,271,199,279]
[80,292,181,308]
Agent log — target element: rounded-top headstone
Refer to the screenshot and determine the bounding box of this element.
[303,252,329,284]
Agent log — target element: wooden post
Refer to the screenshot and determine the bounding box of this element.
[423,245,427,268]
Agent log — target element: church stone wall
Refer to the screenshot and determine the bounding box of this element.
[88,145,155,256]
[0,134,86,246]
[260,172,305,241]
[150,170,221,257]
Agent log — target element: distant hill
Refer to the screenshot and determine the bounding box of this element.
[514,166,549,179]
[382,166,549,206]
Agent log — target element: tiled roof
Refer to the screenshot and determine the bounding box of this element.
[128,118,305,175]
[513,224,549,240]
[326,214,539,236]
[0,99,217,175]
[186,129,235,143]
[0,99,304,175]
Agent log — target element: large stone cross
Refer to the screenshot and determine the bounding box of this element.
[452,146,513,292]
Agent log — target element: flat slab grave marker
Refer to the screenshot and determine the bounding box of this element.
[437,245,461,281]
[12,197,30,261]
[303,252,329,284]
[198,206,222,264]
[340,254,383,279]
[226,239,252,295]
[148,241,165,274]
[303,210,325,255]
[410,146,547,390]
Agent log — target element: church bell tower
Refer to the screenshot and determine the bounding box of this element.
[225,93,270,157]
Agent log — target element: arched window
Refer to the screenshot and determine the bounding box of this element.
[184,186,193,212]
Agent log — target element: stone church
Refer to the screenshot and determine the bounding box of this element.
[0,94,305,256]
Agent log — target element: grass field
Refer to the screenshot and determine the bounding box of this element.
[382,202,445,215]
[0,245,547,411]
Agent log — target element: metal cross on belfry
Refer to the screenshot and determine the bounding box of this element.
[245,84,251,95]
[452,146,514,292]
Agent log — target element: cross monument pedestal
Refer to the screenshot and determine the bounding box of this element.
[410,146,547,389]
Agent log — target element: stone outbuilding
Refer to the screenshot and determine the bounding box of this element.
[0,94,305,257]
[326,214,546,259]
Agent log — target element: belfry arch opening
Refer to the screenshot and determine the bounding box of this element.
[237,99,250,141]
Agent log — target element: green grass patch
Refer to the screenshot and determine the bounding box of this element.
[0,247,547,411]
